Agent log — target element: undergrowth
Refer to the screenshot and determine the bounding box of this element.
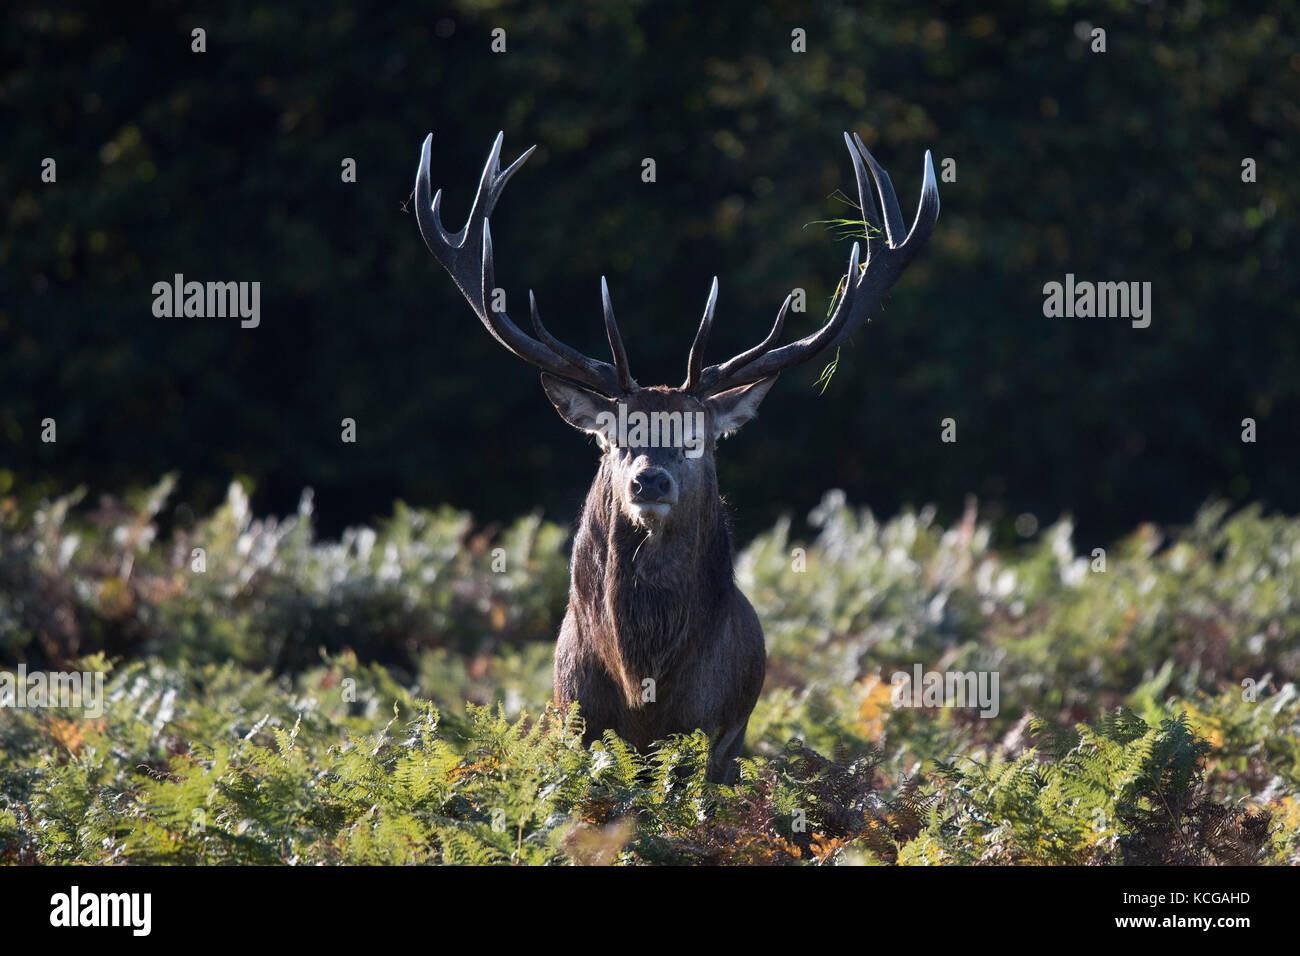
[1,479,1296,864]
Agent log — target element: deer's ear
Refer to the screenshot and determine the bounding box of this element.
[540,374,618,441]
[705,375,778,439]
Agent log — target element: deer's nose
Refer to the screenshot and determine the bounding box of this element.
[630,468,674,503]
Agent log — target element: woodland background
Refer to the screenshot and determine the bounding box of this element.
[3,0,1296,545]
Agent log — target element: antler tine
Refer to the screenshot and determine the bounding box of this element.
[416,132,636,396]
[691,241,859,395]
[693,133,939,396]
[904,148,941,251]
[416,133,533,299]
[712,291,790,382]
[473,132,531,227]
[696,292,791,390]
[683,277,719,391]
[844,132,884,258]
[852,132,905,248]
[600,277,638,393]
[528,290,630,386]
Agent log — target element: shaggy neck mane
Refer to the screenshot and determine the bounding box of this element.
[571,458,736,691]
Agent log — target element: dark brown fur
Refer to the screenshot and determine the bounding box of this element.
[547,385,770,784]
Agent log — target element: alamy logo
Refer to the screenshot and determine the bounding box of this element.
[152,273,260,328]
[595,404,707,459]
[50,886,151,936]
[1042,273,1151,328]
[0,665,104,718]
[891,665,1000,718]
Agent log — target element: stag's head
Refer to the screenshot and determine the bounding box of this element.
[413,130,938,532]
[537,376,775,532]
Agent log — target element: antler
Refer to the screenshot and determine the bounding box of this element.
[415,132,638,395]
[684,132,939,395]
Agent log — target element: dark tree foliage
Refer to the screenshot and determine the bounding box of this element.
[2,0,1296,543]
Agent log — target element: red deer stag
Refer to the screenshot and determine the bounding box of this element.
[414,130,938,782]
